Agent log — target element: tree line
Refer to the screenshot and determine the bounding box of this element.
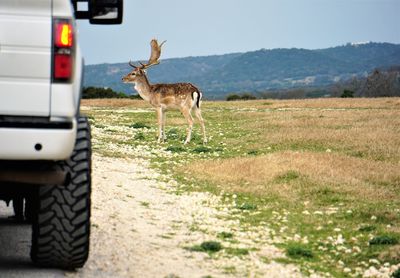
[84,67,400,100]
[228,67,400,100]
[330,67,400,98]
[82,87,141,99]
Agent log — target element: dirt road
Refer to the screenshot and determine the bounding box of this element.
[0,154,302,277]
[70,155,302,278]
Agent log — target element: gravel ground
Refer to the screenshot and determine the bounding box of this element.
[69,155,303,278]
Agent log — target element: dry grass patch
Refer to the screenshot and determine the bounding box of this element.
[82,98,150,108]
[231,106,400,162]
[205,97,400,110]
[185,151,400,203]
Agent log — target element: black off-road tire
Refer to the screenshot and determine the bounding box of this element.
[31,116,91,269]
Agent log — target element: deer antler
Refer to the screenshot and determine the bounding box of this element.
[129,60,138,68]
[147,39,166,67]
[128,39,166,70]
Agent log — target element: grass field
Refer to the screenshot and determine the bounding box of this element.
[82,97,400,277]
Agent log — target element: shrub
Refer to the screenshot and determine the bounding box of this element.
[130,122,150,129]
[341,89,354,98]
[200,241,222,252]
[240,93,257,100]
[286,243,314,259]
[226,93,257,101]
[226,94,242,101]
[369,235,398,245]
[83,86,131,99]
[188,241,223,253]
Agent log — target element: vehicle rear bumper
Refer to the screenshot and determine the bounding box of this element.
[0,118,76,160]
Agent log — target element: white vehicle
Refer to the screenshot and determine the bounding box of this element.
[0,0,122,269]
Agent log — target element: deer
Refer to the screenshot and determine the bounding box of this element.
[122,39,207,145]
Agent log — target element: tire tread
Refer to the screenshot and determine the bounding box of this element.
[31,116,91,269]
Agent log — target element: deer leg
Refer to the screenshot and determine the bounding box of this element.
[194,107,207,144]
[162,109,167,140]
[156,107,164,143]
[181,108,193,144]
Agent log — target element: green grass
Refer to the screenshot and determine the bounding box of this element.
[187,241,223,254]
[369,235,398,245]
[225,247,250,256]
[192,146,212,153]
[237,202,257,211]
[83,98,400,277]
[286,243,314,259]
[130,122,150,129]
[139,201,150,208]
[274,170,300,183]
[166,145,186,153]
[217,232,233,240]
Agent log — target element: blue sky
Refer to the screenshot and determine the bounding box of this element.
[77,0,400,65]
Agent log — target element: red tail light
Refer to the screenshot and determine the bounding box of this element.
[53,19,74,82]
[55,23,73,47]
[54,54,72,79]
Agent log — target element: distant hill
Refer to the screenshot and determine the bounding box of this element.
[84,42,400,99]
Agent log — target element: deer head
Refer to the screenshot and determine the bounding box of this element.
[122,39,166,83]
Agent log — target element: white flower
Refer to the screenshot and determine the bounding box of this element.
[326,149,332,153]
[334,228,341,232]
[363,266,379,277]
[334,234,345,245]
[343,268,351,273]
[302,210,310,215]
[314,211,323,215]
[371,215,377,220]
[369,259,380,265]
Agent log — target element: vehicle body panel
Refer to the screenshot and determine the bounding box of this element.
[0,1,52,116]
[0,0,82,160]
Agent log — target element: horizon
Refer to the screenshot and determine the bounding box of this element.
[85,41,399,66]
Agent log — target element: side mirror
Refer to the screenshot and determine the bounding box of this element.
[72,0,123,25]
